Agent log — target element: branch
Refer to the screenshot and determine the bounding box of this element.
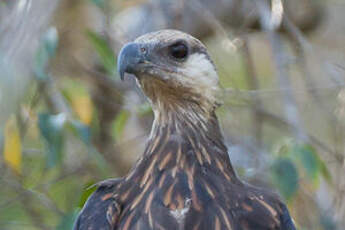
[240,36,264,148]
[0,0,60,128]
[256,0,305,140]
[111,0,324,44]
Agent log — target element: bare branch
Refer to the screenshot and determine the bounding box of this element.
[0,0,60,128]
[256,0,305,140]
[111,0,323,45]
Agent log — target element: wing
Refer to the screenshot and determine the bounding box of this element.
[231,188,296,230]
[73,178,122,230]
[279,203,296,230]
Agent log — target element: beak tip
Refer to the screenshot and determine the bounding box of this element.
[120,72,125,81]
[117,53,125,81]
[117,42,142,81]
[118,63,125,81]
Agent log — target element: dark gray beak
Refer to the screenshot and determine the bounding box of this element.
[117,42,146,80]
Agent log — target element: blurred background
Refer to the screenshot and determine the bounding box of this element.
[0,0,344,229]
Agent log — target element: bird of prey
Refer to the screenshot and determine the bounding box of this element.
[74,30,296,230]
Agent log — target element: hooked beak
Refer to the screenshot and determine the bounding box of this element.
[117,42,146,80]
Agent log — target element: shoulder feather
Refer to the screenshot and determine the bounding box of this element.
[73,178,122,230]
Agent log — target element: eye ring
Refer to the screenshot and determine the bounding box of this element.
[168,42,188,60]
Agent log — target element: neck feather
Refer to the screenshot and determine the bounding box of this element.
[127,103,239,183]
[117,103,241,212]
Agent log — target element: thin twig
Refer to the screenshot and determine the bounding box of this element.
[257,108,341,162]
[240,36,264,148]
[282,15,345,162]
[256,0,305,140]
[223,84,344,101]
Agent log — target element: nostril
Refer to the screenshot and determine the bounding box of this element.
[140,47,146,53]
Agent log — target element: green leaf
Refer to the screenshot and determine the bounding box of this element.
[77,181,97,208]
[271,157,299,201]
[64,118,109,175]
[56,210,79,230]
[34,46,50,80]
[273,138,294,157]
[317,154,332,185]
[293,144,319,182]
[3,116,22,174]
[87,146,110,176]
[43,27,58,57]
[68,120,91,145]
[274,139,332,187]
[90,0,105,8]
[86,30,116,76]
[66,119,108,174]
[38,113,66,168]
[112,110,130,139]
[34,27,58,80]
[136,103,153,116]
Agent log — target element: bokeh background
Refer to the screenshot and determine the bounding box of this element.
[1,0,345,229]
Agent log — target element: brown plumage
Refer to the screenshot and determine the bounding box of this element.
[74,30,296,230]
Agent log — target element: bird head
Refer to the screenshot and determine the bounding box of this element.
[118,30,222,115]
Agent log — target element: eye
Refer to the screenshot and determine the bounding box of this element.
[169,42,188,60]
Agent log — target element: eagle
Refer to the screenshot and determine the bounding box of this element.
[74,30,296,230]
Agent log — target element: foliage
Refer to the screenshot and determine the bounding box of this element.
[270,140,331,202]
[3,116,22,174]
[0,0,342,229]
[86,30,117,76]
[34,27,58,80]
[38,113,65,168]
[271,157,299,201]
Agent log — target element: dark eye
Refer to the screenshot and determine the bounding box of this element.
[169,42,188,60]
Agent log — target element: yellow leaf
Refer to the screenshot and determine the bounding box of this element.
[71,95,94,125]
[3,116,22,174]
